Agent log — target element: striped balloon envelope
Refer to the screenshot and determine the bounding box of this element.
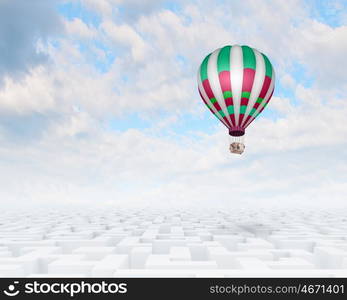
[197,45,275,154]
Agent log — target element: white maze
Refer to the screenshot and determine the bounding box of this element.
[0,207,347,277]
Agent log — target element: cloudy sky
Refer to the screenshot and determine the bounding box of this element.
[0,0,346,208]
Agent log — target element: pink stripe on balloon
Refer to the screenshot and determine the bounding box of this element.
[242,68,255,92]
[219,71,235,127]
[224,97,236,126]
[218,71,231,92]
[230,114,236,127]
[202,79,215,99]
[238,114,245,126]
[213,102,222,111]
[223,117,232,128]
[240,98,249,106]
[258,76,271,99]
[238,68,255,127]
[225,98,233,106]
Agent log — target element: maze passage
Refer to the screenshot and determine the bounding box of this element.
[0,207,347,277]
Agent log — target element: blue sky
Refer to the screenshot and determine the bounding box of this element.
[0,0,346,207]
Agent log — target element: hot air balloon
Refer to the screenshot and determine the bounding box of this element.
[197,45,275,154]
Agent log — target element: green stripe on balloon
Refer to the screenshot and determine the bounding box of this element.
[256,97,266,108]
[210,97,217,104]
[223,91,232,98]
[241,45,256,70]
[200,54,211,81]
[262,53,273,78]
[241,91,251,99]
[218,110,226,117]
[240,105,247,114]
[217,45,231,73]
[227,105,234,114]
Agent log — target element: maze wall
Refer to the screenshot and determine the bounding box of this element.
[0,207,347,277]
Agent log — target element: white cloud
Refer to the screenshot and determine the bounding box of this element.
[294,20,347,88]
[266,96,294,115]
[79,0,114,17]
[279,74,296,90]
[64,18,97,39]
[101,21,149,62]
[0,67,56,114]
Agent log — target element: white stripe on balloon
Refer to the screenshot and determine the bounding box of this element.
[229,45,243,126]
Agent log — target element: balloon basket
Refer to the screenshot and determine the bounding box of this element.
[229,142,245,154]
[229,135,245,154]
